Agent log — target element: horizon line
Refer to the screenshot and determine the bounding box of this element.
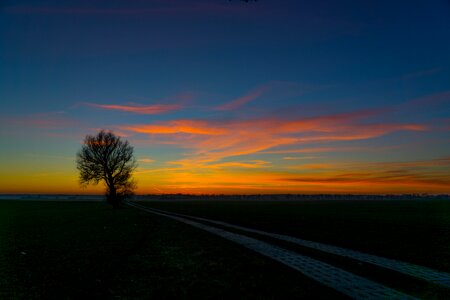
[1,193,448,197]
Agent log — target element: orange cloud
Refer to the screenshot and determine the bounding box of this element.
[278,171,450,188]
[122,109,426,168]
[200,160,270,169]
[283,156,317,160]
[86,103,182,114]
[275,157,450,192]
[297,163,332,169]
[263,147,356,154]
[364,157,450,169]
[278,109,384,133]
[292,124,426,143]
[286,157,450,171]
[124,120,227,135]
[132,157,450,194]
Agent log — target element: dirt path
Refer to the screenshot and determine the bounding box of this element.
[141,204,450,289]
[127,201,417,299]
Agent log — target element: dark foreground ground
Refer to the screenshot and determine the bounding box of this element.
[140,199,450,273]
[0,200,346,299]
[0,199,449,299]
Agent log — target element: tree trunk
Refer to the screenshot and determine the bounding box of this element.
[107,183,121,209]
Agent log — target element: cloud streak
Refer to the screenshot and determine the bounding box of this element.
[262,147,360,154]
[401,67,442,81]
[215,81,317,111]
[124,120,226,135]
[5,1,257,16]
[279,157,450,192]
[122,109,426,168]
[133,156,450,194]
[138,158,155,163]
[279,162,450,188]
[216,85,270,111]
[85,102,182,115]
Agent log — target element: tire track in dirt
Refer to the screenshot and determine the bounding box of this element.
[127,201,417,300]
[135,203,450,289]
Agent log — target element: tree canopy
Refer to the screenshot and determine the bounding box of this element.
[76,130,137,207]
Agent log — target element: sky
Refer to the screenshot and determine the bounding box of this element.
[0,0,450,195]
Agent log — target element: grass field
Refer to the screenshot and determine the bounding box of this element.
[0,200,345,299]
[1,199,449,299]
[139,198,450,299]
[140,199,450,272]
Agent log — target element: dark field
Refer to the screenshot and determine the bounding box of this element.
[0,200,344,299]
[140,199,450,273]
[1,199,449,299]
[139,199,450,299]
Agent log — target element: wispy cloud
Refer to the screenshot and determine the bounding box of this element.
[407,91,450,107]
[286,157,450,171]
[5,2,257,16]
[216,85,270,111]
[291,163,332,170]
[122,109,426,168]
[215,81,319,111]
[138,158,155,163]
[262,147,360,154]
[85,102,182,115]
[364,156,450,169]
[283,156,317,160]
[134,157,450,194]
[124,120,226,135]
[278,172,450,188]
[169,159,270,170]
[401,67,443,80]
[279,158,450,189]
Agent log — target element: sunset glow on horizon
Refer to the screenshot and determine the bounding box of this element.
[1,0,449,195]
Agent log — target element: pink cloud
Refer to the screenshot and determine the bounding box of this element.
[216,85,271,111]
[86,103,182,115]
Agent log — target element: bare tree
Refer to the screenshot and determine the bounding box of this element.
[76,130,137,208]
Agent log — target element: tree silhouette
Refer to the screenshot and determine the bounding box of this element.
[76,130,137,208]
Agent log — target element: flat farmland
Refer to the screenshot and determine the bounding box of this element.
[139,199,450,273]
[0,200,345,299]
[1,199,449,299]
[137,198,450,298]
